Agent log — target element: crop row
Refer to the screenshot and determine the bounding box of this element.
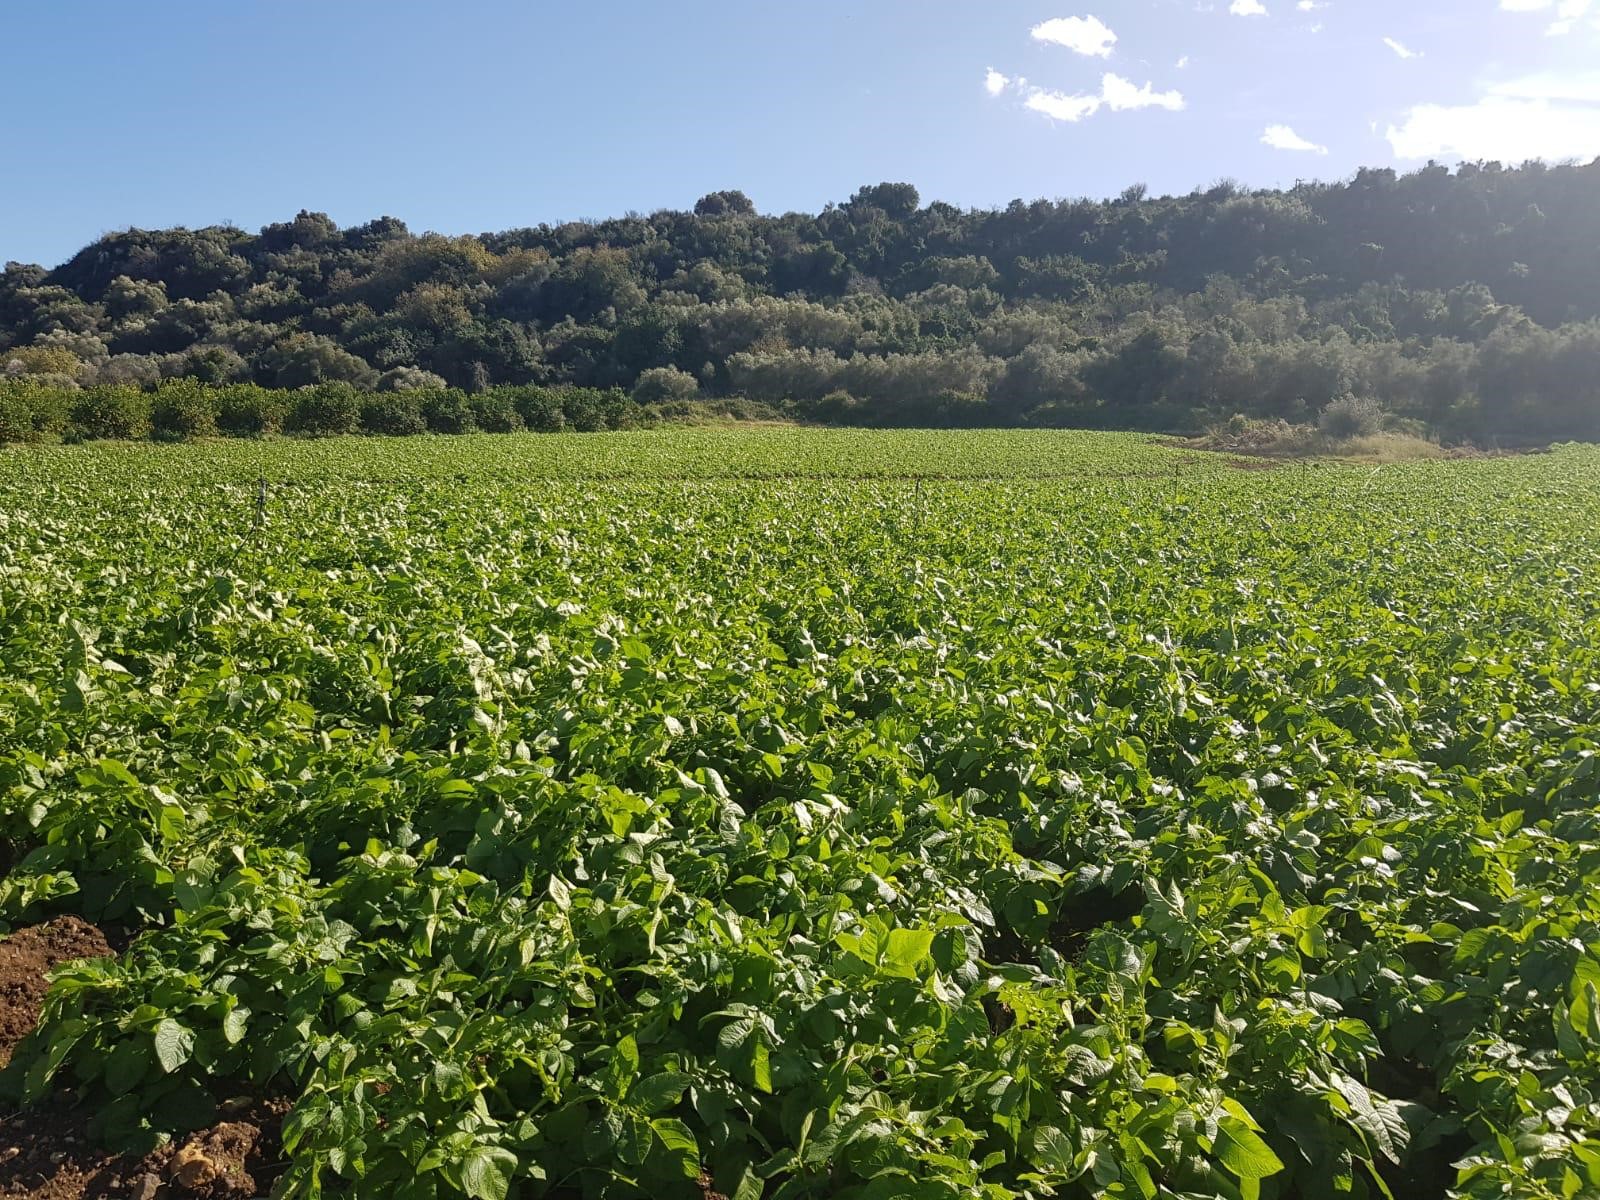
[1,434,1598,1199]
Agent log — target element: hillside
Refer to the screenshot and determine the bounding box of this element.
[4,162,1600,442]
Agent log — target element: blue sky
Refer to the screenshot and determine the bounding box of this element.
[4,0,1599,268]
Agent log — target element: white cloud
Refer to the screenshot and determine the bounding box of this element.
[1021,73,1186,122]
[1387,85,1600,160]
[1176,54,1191,68]
[985,68,1011,96]
[1025,87,1104,121]
[1262,124,1329,153]
[1230,0,1268,14]
[1489,71,1600,102]
[1547,0,1593,34]
[1297,0,1323,8]
[1498,0,1594,34]
[1383,37,1420,58]
[1030,15,1118,57]
[1102,73,1186,111]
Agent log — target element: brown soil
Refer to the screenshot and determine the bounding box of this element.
[0,918,114,1068]
[0,921,288,1200]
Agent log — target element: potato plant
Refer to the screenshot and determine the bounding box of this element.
[1,429,1598,1200]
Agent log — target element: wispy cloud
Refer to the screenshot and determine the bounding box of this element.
[1175,54,1191,68]
[1230,0,1268,14]
[1489,71,1600,103]
[1547,0,1594,35]
[1297,0,1323,9]
[985,68,1011,96]
[1015,73,1186,122]
[1102,74,1185,111]
[1029,15,1118,57]
[1387,73,1600,160]
[1498,0,1595,34]
[1025,87,1105,121]
[1262,124,1329,153]
[1382,37,1420,59]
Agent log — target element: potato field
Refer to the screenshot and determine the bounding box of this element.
[2,429,1598,1200]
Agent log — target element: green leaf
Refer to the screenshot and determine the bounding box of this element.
[731,1163,763,1200]
[153,1019,195,1074]
[751,1036,772,1094]
[1215,1116,1285,1181]
[103,1038,149,1095]
[1032,1125,1075,1173]
[652,1117,700,1177]
[460,1146,517,1200]
[881,928,935,979]
[222,1006,251,1045]
[606,1035,640,1099]
[633,1071,692,1114]
[617,1110,653,1166]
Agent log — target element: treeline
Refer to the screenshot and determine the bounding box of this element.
[0,378,775,444]
[4,161,1600,442]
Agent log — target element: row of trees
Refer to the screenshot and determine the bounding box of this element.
[0,379,761,444]
[4,161,1599,442]
[7,312,1594,446]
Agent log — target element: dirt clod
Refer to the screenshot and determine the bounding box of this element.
[166,1124,259,1198]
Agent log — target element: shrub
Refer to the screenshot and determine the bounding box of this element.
[0,389,35,443]
[360,391,427,436]
[215,385,287,436]
[563,386,636,432]
[420,389,477,434]
[469,389,524,433]
[810,390,863,424]
[1318,394,1384,439]
[286,384,362,436]
[512,386,565,432]
[376,366,449,392]
[926,389,991,427]
[560,387,608,433]
[0,383,69,443]
[67,387,151,441]
[150,381,219,440]
[631,366,700,406]
[2,345,80,377]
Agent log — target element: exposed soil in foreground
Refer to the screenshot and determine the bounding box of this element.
[0,919,114,1069]
[0,919,288,1200]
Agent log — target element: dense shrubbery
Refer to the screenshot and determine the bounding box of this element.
[4,161,1600,441]
[0,379,647,442]
[215,385,286,436]
[358,390,428,436]
[149,381,218,440]
[67,387,150,441]
[285,384,363,436]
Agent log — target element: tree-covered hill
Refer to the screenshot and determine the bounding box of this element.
[5,161,1600,442]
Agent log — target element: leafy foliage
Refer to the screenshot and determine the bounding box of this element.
[1,430,1599,1200]
[3,164,1600,440]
